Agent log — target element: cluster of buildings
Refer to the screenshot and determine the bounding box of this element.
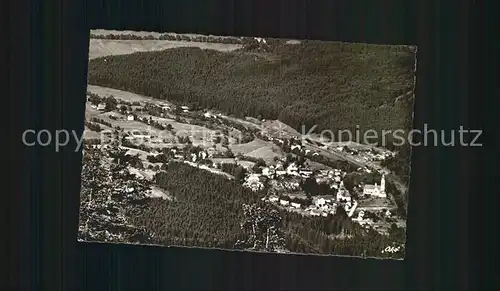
[303,197,338,217]
[260,161,314,179]
[243,174,265,191]
[255,159,391,221]
[351,208,393,230]
[241,160,317,192]
[158,148,212,162]
[268,180,301,192]
[262,194,360,218]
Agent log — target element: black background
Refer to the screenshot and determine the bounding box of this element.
[7,0,480,290]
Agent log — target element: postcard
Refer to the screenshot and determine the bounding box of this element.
[78,29,417,259]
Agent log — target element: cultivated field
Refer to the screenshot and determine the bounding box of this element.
[88,85,173,106]
[229,138,284,164]
[121,146,152,160]
[237,161,256,169]
[356,196,392,210]
[307,160,332,170]
[89,39,242,59]
[91,29,166,38]
[260,120,301,138]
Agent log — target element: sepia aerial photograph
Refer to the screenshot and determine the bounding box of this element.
[78,29,417,260]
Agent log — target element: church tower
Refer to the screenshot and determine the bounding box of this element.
[380,174,386,193]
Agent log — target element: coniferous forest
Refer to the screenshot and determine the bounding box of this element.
[87,40,416,148]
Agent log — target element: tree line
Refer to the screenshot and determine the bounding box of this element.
[90,32,244,44]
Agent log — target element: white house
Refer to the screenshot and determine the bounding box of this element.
[279,199,290,206]
[181,106,189,110]
[127,114,135,121]
[97,103,106,111]
[286,163,299,175]
[299,168,313,178]
[130,131,151,139]
[254,37,267,44]
[291,144,301,151]
[198,151,208,160]
[363,175,387,198]
[315,198,326,207]
[269,196,279,202]
[291,202,301,209]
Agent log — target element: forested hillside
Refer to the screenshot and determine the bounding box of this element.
[128,162,265,248]
[127,162,405,258]
[87,41,416,147]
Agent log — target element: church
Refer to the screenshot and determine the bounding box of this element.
[362,174,387,198]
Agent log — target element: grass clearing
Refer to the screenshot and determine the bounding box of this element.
[261,120,301,138]
[83,126,102,139]
[229,138,273,154]
[237,160,255,169]
[357,196,392,209]
[89,39,242,60]
[229,138,284,164]
[88,85,173,105]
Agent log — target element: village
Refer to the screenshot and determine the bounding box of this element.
[83,86,406,236]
